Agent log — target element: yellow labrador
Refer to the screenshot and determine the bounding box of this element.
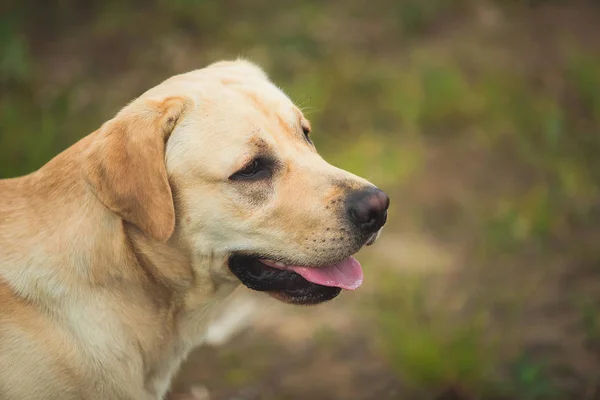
[0,59,389,400]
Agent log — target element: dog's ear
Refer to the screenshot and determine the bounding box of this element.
[83,96,192,242]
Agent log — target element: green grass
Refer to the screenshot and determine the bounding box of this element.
[370,271,495,394]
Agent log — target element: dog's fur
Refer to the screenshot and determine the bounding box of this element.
[0,60,377,399]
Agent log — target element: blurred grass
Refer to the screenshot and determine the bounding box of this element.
[2,0,600,398]
[370,271,496,394]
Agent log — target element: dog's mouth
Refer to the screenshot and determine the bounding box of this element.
[227,254,363,305]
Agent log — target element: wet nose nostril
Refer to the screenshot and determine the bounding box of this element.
[349,208,361,224]
[346,188,390,235]
[349,202,371,224]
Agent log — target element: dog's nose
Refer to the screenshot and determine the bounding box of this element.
[347,188,390,234]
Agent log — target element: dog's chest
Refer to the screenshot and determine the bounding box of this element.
[58,292,181,398]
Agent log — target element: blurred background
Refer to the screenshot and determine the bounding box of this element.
[2,0,600,399]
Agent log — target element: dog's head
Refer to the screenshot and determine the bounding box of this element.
[83,60,389,305]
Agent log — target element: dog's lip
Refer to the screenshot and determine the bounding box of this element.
[226,254,343,304]
[258,257,363,290]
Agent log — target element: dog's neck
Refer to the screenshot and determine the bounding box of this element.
[124,228,240,397]
[0,139,239,399]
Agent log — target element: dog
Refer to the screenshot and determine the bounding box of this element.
[0,59,389,400]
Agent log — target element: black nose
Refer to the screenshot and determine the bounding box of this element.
[347,188,390,234]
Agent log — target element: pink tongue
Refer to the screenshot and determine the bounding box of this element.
[261,257,364,290]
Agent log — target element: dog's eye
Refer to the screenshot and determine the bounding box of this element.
[230,158,271,181]
[302,126,312,144]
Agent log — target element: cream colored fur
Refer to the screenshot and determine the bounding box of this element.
[0,59,374,400]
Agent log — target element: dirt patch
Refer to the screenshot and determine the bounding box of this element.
[170,322,400,400]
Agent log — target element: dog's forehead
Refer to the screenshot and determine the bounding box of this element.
[164,62,311,175]
[208,75,301,126]
[150,61,303,127]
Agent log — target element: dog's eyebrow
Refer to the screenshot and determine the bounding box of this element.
[238,136,280,165]
[248,135,270,150]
